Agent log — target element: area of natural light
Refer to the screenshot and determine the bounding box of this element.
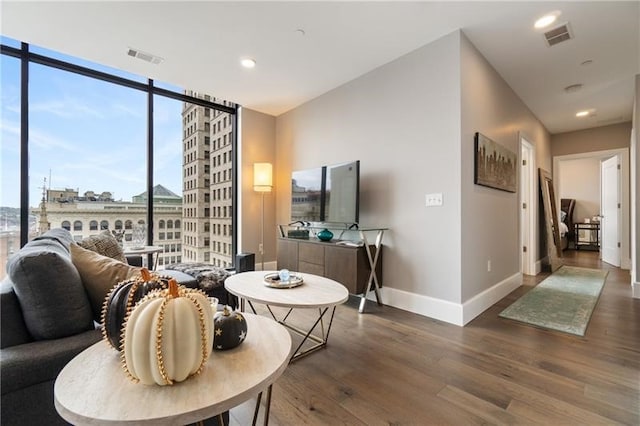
[1,36,237,280]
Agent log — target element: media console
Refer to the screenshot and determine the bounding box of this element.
[277,225,387,312]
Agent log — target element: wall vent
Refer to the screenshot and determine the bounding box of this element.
[127,48,163,64]
[544,23,573,47]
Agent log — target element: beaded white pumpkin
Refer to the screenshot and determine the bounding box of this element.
[121,279,214,386]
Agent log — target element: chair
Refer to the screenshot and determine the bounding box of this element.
[560,198,576,248]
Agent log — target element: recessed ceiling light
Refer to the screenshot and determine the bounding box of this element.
[534,11,561,29]
[576,110,591,117]
[241,58,256,69]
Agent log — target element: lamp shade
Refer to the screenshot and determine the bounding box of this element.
[253,163,273,192]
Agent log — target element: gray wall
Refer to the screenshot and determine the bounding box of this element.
[273,30,553,324]
[551,122,632,156]
[633,75,639,295]
[239,108,276,269]
[276,31,463,305]
[459,34,551,302]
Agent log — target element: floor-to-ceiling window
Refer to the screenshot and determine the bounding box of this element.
[29,61,147,243]
[153,93,185,269]
[0,37,238,279]
[0,47,22,279]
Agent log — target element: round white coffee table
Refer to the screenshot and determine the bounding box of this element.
[225,271,349,362]
[54,314,290,425]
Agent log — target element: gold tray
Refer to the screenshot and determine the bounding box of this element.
[263,272,304,289]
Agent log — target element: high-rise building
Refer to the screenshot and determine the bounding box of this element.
[24,95,235,271]
[181,93,234,268]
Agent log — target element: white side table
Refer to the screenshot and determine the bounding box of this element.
[225,271,349,362]
[123,245,163,270]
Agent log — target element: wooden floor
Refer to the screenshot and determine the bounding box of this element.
[229,251,639,425]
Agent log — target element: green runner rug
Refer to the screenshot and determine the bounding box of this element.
[499,266,608,336]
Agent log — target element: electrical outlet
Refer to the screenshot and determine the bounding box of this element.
[487,260,491,272]
[259,243,263,254]
[425,193,443,207]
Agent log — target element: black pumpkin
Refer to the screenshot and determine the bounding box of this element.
[213,306,248,350]
[101,268,167,351]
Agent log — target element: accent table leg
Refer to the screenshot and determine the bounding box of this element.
[216,413,226,426]
[359,229,384,313]
[252,392,263,426]
[263,384,272,426]
[251,385,273,426]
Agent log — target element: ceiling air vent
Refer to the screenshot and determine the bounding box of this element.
[127,48,163,65]
[543,23,573,47]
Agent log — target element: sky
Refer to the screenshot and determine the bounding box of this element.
[0,37,184,209]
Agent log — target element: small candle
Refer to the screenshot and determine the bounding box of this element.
[278,269,290,282]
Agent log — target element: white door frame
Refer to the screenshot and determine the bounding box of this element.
[553,148,630,270]
[520,135,536,275]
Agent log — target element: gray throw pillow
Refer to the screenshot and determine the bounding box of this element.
[7,230,94,340]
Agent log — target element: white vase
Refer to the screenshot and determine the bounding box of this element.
[132,224,146,249]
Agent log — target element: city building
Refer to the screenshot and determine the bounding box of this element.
[0,208,36,279]
[32,185,183,269]
[182,93,234,268]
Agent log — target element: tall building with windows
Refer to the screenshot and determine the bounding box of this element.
[209,99,234,268]
[181,93,234,268]
[182,92,211,264]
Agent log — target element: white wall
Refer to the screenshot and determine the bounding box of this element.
[558,158,601,222]
[276,31,464,321]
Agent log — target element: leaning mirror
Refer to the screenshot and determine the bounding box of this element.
[539,168,563,272]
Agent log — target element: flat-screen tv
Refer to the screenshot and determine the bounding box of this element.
[291,160,360,225]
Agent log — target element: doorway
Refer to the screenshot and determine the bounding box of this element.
[553,148,630,270]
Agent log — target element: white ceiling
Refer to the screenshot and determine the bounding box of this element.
[1,1,638,134]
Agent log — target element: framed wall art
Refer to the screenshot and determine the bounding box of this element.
[474,132,517,193]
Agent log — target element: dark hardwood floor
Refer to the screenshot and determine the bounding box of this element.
[229,251,639,425]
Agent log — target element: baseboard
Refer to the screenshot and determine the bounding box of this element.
[365,272,521,326]
[535,260,542,275]
[257,260,277,271]
[461,272,521,325]
[367,286,464,326]
[633,281,640,299]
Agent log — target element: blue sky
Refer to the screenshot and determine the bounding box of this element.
[1,38,184,208]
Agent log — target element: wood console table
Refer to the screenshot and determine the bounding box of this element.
[54,314,291,425]
[277,225,387,313]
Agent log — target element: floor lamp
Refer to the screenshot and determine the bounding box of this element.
[253,163,273,271]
